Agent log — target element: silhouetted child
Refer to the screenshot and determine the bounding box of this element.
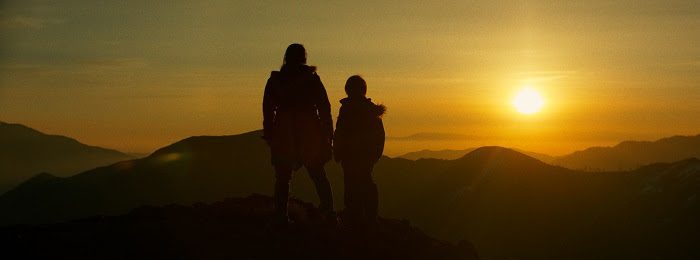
[333,75,385,228]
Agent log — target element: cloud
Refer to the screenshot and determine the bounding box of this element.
[0,15,63,29]
[667,60,700,69]
[0,57,150,89]
[0,58,149,76]
[512,70,578,82]
[0,63,43,70]
[78,58,149,69]
[388,132,480,141]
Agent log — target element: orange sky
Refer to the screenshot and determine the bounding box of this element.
[1,1,699,156]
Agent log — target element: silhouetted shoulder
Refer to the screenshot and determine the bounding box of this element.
[369,99,386,118]
[266,72,281,88]
[301,65,317,73]
[266,71,281,89]
[339,98,386,118]
[279,65,318,78]
[298,65,319,79]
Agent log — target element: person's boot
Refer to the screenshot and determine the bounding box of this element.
[310,168,335,222]
[316,181,337,225]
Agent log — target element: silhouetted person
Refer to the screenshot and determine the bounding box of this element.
[334,75,385,228]
[263,43,334,224]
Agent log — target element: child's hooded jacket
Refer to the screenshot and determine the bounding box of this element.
[333,97,385,164]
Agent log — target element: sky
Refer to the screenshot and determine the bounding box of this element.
[1,0,699,156]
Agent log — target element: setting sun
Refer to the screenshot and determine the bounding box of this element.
[3,1,700,259]
[512,87,544,115]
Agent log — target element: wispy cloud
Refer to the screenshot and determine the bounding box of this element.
[512,70,578,82]
[1,58,149,76]
[0,15,63,29]
[666,60,700,69]
[0,63,43,70]
[0,57,150,88]
[388,132,481,141]
[77,58,149,70]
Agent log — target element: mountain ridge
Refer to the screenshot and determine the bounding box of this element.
[399,147,556,163]
[552,134,700,170]
[0,121,134,194]
[2,129,700,258]
[398,134,700,171]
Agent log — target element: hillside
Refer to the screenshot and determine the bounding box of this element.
[0,121,134,193]
[2,130,699,258]
[382,148,700,258]
[552,134,700,170]
[398,147,555,163]
[0,130,278,226]
[399,148,479,160]
[0,194,478,260]
[398,134,700,171]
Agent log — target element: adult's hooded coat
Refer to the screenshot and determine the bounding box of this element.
[263,65,333,169]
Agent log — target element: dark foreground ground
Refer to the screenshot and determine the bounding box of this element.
[0,194,478,260]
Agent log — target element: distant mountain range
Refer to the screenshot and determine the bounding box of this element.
[0,122,134,193]
[399,148,556,163]
[398,134,700,171]
[551,135,700,170]
[388,148,700,258]
[0,194,478,260]
[1,130,699,258]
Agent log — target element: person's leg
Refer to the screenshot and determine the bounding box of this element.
[353,161,378,224]
[342,162,363,224]
[306,164,334,214]
[273,164,293,219]
[364,163,379,223]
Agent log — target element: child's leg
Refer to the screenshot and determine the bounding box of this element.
[366,176,378,222]
[342,162,363,223]
[356,162,378,222]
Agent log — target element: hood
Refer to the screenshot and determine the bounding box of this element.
[340,97,386,117]
[279,64,317,74]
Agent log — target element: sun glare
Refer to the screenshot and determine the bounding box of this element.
[512,87,544,115]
